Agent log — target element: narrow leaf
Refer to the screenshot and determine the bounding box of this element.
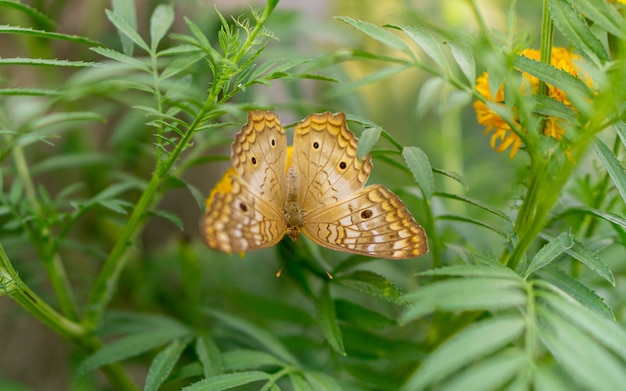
[593,137,626,206]
[303,372,343,391]
[435,192,511,222]
[523,231,573,278]
[106,8,149,52]
[317,284,345,355]
[144,339,188,391]
[182,371,272,391]
[448,42,476,85]
[548,0,609,62]
[402,146,434,200]
[112,0,138,55]
[205,309,298,365]
[150,4,174,51]
[222,350,286,371]
[91,47,150,71]
[336,17,408,51]
[356,126,381,160]
[573,0,626,39]
[335,299,396,329]
[564,239,614,285]
[401,317,525,391]
[388,24,447,70]
[337,270,402,303]
[195,335,223,377]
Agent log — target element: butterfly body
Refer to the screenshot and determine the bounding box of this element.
[202,111,428,259]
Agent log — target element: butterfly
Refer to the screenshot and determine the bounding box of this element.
[201,111,428,259]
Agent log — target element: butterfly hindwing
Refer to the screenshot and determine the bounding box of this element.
[292,112,372,213]
[202,173,287,253]
[301,184,428,259]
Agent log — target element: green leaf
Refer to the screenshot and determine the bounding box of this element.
[182,371,272,391]
[564,239,614,285]
[77,327,190,375]
[112,0,138,55]
[387,24,447,70]
[523,231,573,278]
[402,146,434,200]
[303,372,343,391]
[573,0,626,39]
[222,350,286,371]
[144,339,188,391]
[161,52,205,80]
[435,192,511,223]
[538,306,626,391]
[289,374,314,391]
[150,4,174,51]
[356,126,381,160]
[195,335,223,377]
[548,0,610,63]
[317,284,345,355]
[537,269,614,319]
[150,209,184,231]
[439,348,526,391]
[401,278,525,323]
[532,95,577,121]
[400,316,525,391]
[541,291,626,361]
[0,1,55,29]
[336,17,408,52]
[335,299,396,329]
[593,137,626,206]
[205,309,298,365]
[106,8,149,52]
[91,47,150,71]
[448,42,476,85]
[337,270,403,303]
[0,25,101,46]
[419,264,521,280]
[0,58,98,67]
[514,54,591,100]
[327,65,408,98]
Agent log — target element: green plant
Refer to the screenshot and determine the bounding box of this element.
[1,0,626,390]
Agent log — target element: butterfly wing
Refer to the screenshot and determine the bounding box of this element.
[201,173,287,252]
[202,111,288,252]
[291,112,372,213]
[301,184,428,259]
[232,110,287,207]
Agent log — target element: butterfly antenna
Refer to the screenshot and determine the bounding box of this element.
[275,261,286,278]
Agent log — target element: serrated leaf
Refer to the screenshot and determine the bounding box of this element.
[303,372,343,391]
[195,335,223,377]
[541,291,626,361]
[317,284,345,356]
[335,299,396,329]
[151,209,183,230]
[77,327,190,375]
[401,278,525,322]
[537,268,614,319]
[388,24,447,70]
[0,25,101,46]
[439,348,526,391]
[144,339,188,391]
[523,231,573,278]
[106,8,149,52]
[548,0,609,63]
[402,146,434,200]
[161,52,205,80]
[356,126,381,160]
[448,42,475,85]
[419,264,521,280]
[400,316,525,391]
[337,270,403,303]
[532,95,577,120]
[150,4,174,51]
[205,309,298,365]
[336,17,408,51]
[112,0,138,55]
[222,350,286,371]
[564,239,614,285]
[573,0,626,39]
[0,58,98,67]
[593,137,626,206]
[91,47,149,71]
[538,307,626,391]
[182,371,272,391]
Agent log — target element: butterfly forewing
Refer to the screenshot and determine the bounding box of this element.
[292,112,372,212]
[232,111,287,207]
[302,184,428,259]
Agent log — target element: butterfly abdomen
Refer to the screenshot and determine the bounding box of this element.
[285,166,303,241]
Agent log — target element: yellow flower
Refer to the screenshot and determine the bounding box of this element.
[473,47,589,158]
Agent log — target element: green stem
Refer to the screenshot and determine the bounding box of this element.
[537,0,554,98]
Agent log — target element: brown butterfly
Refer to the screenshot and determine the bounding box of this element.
[201,111,428,259]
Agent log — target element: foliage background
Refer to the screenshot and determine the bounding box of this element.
[1,0,625,390]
